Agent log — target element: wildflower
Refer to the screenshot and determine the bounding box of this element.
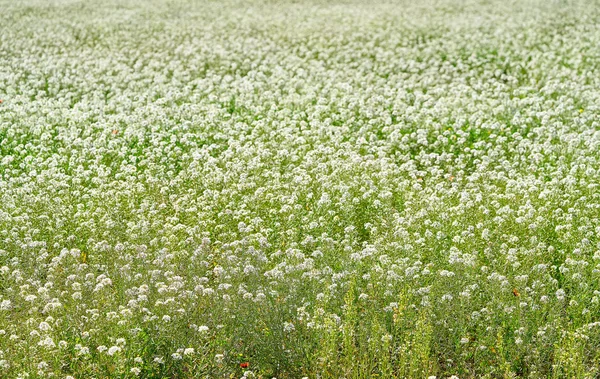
[183,348,194,356]
[1,1,599,376]
[38,337,56,349]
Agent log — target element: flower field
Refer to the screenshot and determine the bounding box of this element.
[1,0,600,377]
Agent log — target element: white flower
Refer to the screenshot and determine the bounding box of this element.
[183,348,194,356]
[439,270,455,277]
[1,1,599,376]
[0,300,11,311]
[38,337,56,349]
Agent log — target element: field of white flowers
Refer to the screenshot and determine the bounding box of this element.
[1,0,600,377]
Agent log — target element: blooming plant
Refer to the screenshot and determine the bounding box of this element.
[1,0,600,377]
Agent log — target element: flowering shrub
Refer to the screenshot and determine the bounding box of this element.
[1,0,600,377]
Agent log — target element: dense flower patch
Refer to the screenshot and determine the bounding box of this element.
[1,0,600,377]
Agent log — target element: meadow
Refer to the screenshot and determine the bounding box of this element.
[1,0,600,377]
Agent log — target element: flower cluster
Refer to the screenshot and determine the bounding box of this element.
[1,0,600,377]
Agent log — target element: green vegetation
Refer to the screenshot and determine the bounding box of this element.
[1,0,600,377]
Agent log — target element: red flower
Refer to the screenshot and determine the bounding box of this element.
[240,362,249,368]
